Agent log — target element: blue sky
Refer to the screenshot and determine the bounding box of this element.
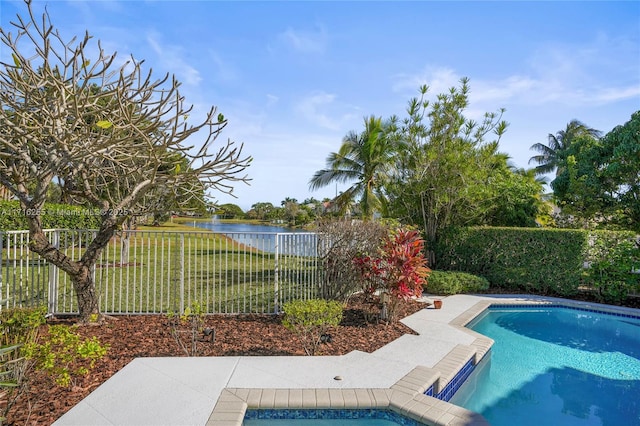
[2,1,639,211]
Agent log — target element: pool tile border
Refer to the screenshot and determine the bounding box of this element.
[244,408,424,425]
[206,297,639,426]
[208,387,490,426]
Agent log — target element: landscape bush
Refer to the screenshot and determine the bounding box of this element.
[436,226,639,300]
[583,230,639,303]
[24,325,109,387]
[0,200,100,231]
[425,270,489,295]
[352,227,431,322]
[0,307,46,421]
[437,227,585,295]
[167,302,209,356]
[282,299,343,355]
[315,219,388,303]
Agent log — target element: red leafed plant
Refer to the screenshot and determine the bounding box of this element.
[354,228,431,322]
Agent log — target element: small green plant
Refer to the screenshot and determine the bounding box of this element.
[167,302,209,356]
[0,306,46,421]
[24,325,109,387]
[0,306,46,347]
[425,271,490,295]
[282,299,343,356]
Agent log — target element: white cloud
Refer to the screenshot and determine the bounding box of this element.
[266,94,279,107]
[590,86,640,103]
[471,76,538,103]
[279,26,328,54]
[295,91,339,130]
[392,66,460,96]
[393,35,639,112]
[207,51,238,83]
[146,31,201,87]
[293,91,362,132]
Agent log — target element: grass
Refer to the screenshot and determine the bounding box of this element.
[1,224,320,315]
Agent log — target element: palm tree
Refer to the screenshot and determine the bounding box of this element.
[309,116,393,220]
[529,119,601,176]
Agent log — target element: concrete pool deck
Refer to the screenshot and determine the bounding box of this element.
[52,294,640,426]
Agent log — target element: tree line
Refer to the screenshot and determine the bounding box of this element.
[530,115,639,231]
[307,80,638,265]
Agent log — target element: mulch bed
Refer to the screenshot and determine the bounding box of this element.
[4,295,426,426]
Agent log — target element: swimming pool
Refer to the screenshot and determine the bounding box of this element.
[451,305,640,425]
[243,409,422,425]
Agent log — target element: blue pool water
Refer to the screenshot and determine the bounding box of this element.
[451,306,640,425]
[243,409,421,425]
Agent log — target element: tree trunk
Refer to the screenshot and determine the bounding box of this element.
[28,230,101,322]
[71,265,100,321]
[120,217,137,265]
[27,211,117,322]
[420,193,437,267]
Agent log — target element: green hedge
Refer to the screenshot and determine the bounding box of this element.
[0,200,100,231]
[425,270,489,295]
[436,227,639,300]
[583,230,640,303]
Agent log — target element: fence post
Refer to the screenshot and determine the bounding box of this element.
[274,233,279,314]
[47,230,60,316]
[179,233,185,314]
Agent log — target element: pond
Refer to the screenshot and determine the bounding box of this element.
[190,218,295,234]
[190,219,316,255]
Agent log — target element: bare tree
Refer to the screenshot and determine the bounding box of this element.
[0,1,251,321]
[315,219,388,303]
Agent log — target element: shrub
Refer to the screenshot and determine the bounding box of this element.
[583,231,639,303]
[0,200,100,231]
[24,325,109,387]
[436,226,639,302]
[436,227,586,296]
[282,299,343,356]
[167,302,209,356]
[315,219,388,302]
[0,307,46,347]
[353,227,431,322]
[0,307,46,421]
[378,228,430,321]
[425,271,489,295]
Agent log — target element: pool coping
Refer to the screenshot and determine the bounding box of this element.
[206,296,640,426]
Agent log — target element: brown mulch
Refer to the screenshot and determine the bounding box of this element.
[5,295,427,426]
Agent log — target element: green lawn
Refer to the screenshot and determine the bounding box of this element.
[1,227,320,315]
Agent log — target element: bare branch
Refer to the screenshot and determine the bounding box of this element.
[0,0,252,320]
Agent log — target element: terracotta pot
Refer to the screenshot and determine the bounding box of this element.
[433,299,443,309]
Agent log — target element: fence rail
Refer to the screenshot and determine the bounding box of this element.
[0,229,321,315]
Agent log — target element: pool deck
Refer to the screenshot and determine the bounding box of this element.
[53,294,640,426]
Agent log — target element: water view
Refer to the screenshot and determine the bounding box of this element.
[191,218,295,234]
[191,219,317,256]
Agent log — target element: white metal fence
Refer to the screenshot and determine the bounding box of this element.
[0,229,321,315]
